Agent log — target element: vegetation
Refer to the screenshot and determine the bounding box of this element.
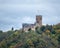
[0,24,60,48]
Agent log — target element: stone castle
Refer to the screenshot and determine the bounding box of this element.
[22,15,42,32]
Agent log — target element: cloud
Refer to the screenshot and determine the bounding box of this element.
[43,16,60,25]
[0,0,60,31]
[0,0,44,4]
[21,16,35,23]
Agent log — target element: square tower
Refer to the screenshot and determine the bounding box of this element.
[36,15,42,27]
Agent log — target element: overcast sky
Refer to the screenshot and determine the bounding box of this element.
[0,0,60,31]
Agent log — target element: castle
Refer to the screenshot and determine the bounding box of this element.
[22,15,42,32]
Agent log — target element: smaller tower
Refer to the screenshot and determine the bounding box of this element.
[36,15,42,27]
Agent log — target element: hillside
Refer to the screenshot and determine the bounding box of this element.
[0,24,60,48]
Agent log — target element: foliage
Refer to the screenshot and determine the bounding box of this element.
[0,24,60,48]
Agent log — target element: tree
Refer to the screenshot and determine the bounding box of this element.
[57,35,60,44]
[0,30,3,33]
[51,30,56,34]
[40,26,46,32]
[35,27,42,34]
[57,34,60,48]
[11,27,14,31]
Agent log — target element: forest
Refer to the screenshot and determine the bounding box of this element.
[0,24,60,48]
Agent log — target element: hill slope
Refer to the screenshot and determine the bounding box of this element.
[0,24,60,48]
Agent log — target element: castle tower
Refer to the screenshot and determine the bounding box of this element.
[36,15,42,27]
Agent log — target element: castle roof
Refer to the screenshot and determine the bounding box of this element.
[22,23,35,28]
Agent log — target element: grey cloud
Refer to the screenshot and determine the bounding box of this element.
[0,0,60,31]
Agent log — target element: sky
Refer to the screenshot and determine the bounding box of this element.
[0,0,60,31]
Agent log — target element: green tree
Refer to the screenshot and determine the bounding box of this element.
[11,27,14,31]
[40,26,46,32]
